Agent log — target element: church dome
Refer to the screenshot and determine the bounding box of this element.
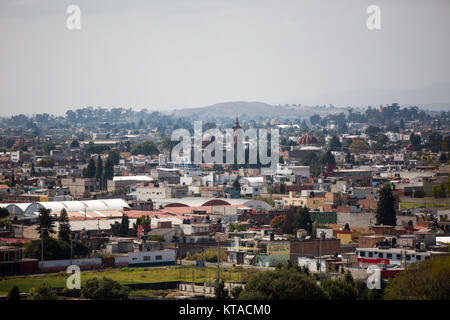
[297,134,318,145]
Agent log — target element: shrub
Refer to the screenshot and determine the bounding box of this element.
[81,277,129,300]
[28,282,57,300]
[7,285,20,300]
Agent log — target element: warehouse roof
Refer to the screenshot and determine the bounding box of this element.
[155,197,272,210]
[15,199,130,215]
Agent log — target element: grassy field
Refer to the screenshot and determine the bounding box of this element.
[399,202,450,209]
[128,289,176,297]
[0,265,253,295]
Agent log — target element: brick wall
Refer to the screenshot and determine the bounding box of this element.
[289,239,341,260]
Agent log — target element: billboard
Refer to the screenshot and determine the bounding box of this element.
[267,242,290,255]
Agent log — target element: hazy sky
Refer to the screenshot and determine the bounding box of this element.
[0,0,449,116]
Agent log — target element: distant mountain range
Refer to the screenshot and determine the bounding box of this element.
[170,101,345,120]
[306,83,450,111]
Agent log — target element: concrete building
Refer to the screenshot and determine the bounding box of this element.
[61,177,101,197]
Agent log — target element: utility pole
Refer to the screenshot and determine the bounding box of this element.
[319,234,322,274]
[319,231,325,274]
[40,227,47,273]
[217,239,220,284]
[70,238,73,265]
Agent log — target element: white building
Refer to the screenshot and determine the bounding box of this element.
[128,249,176,267]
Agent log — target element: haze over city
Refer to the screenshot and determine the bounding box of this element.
[1,0,449,116]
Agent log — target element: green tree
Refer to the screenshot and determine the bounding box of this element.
[376,134,389,147]
[320,279,359,300]
[232,176,241,196]
[108,149,120,165]
[84,157,96,178]
[310,114,322,125]
[110,221,121,236]
[0,207,9,218]
[293,207,313,235]
[432,183,447,198]
[28,282,57,300]
[329,135,341,150]
[81,277,129,300]
[320,150,336,166]
[214,281,229,300]
[410,133,421,146]
[365,126,381,139]
[130,141,159,156]
[58,208,71,243]
[441,136,450,152]
[231,286,243,300]
[25,238,69,260]
[96,155,103,181]
[30,162,35,176]
[376,184,397,226]
[238,268,327,300]
[349,140,370,152]
[279,182,286,194]
[119,214,130,236]
[70,140,80,148]
[7,285,21,301]
[104,157,114,181]
[384,256,450,300]
[36,208,55,239]
[41,141,54,155]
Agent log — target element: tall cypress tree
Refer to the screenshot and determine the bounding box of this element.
[58,208,71,242]
[30,163,36,176]
[36,208,55,239]
[293,206,313,235]
[96,155,103,181]
[376,183,397,226]
[104,158,114,181]
[119,214,129,237]
[84,158,96,178]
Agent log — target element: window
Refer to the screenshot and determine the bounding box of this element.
[132,257,137,261]
[143,256,150,261]
[378,252,383,258]
[387,253,393,259]
[368,252,373,258]
[396,254,401,260]
[416,255,421,261]
[155,255,162,261]
[406,255,411,261]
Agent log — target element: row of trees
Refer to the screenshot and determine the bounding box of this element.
[214,262,381,300]
[24,208,90,260]
[217,255,450,300]
[83,155,114,190]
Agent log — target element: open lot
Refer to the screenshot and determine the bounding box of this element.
[399,201,450,209]
[0,265,254,295]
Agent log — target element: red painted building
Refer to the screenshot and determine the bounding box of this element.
[0,246,39,275]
